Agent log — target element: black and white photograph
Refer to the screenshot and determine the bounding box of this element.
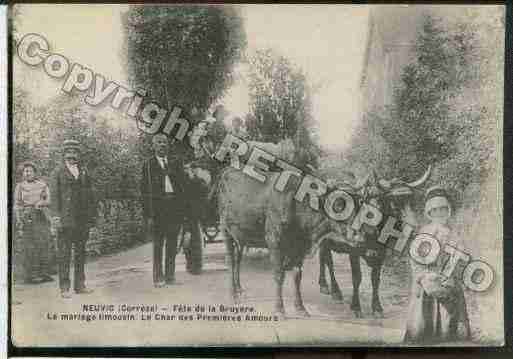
[8,4,505,347]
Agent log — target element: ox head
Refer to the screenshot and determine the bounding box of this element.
[311,166,431,258]
[356,165,432,226]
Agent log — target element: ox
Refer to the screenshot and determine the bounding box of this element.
[318,167,431,318]
[214,133,431,318]
[217,164,345,318]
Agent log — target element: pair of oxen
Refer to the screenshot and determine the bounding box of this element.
[214,153,431,319]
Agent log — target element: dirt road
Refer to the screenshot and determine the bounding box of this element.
[11,242,410,347]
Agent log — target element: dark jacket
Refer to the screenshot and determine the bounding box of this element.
[49,163,96,228]
[140,156,195,225]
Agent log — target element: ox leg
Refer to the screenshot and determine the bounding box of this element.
[350,254,363,318]
[293,265,309,317]
[224,231,239,303]
[371,264,384,318]
[325,247,343,302]
[235,244,244,295]
[318,242,330,295]
[269,247,286,317]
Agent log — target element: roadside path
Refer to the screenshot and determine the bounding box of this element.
[12,242,408,347]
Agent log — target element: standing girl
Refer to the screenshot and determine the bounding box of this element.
[404,186,471,343]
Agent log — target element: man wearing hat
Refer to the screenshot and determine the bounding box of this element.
[49,139,96,298]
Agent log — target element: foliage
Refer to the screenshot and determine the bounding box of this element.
[246,48,320,168]
[92,199,145,254]
[13,90,143,200]
[122,5,246,161]
[12,89,147,275]
[385,17,479,186]
[348,13,502,202]
[122,5,246,111]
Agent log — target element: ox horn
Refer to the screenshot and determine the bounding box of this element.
[406,165,432,188]
[377,178,390,192]
[354,173,371,190]
[370,169,390,192]
[372,169,379,183]
[306,164,317,173]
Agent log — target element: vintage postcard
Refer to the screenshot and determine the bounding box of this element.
[9,4,504,347]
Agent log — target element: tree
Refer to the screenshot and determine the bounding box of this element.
[389,15,496,196]
[247,48,320,168]
[244,113,261,140]
[348,13,496,200]
[122,5,246,161]
[13,89,143,200]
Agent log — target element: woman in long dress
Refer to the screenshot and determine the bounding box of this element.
[14,161,53,284]
[404,187,471,344]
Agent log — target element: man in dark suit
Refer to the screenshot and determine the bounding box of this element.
[141,133,192,287]
[49,139,96,298]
